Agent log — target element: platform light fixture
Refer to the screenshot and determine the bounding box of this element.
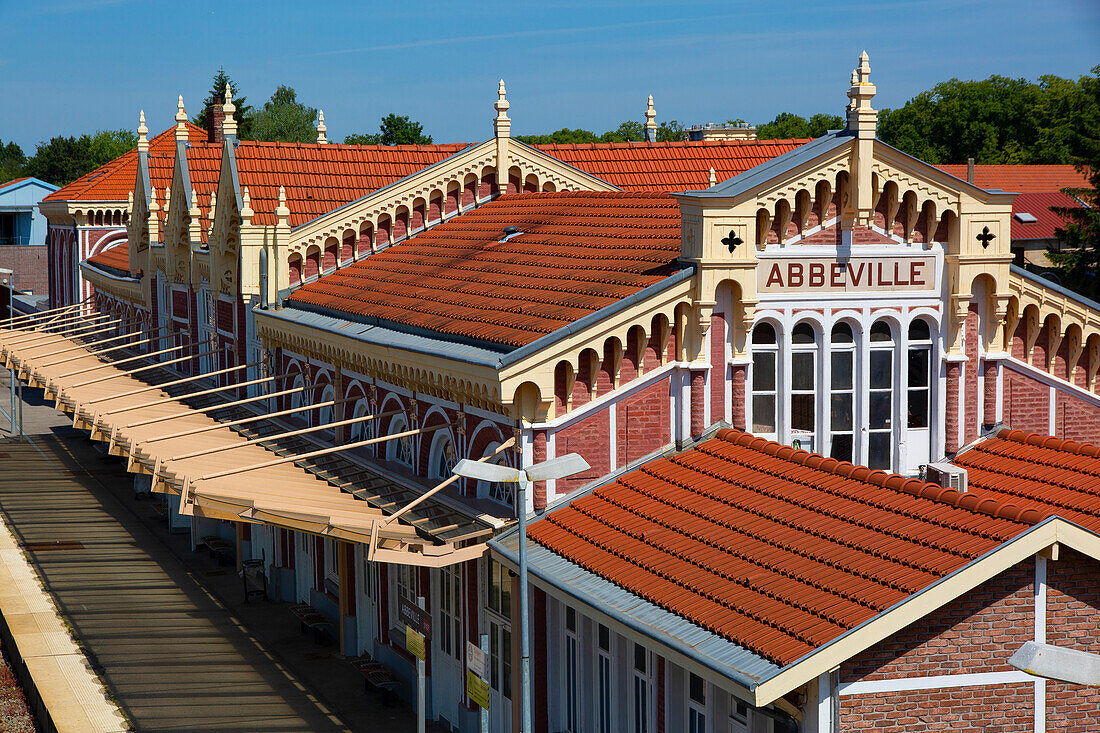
[452,452,591,733]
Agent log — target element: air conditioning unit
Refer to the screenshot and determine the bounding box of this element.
[925,462,967,493]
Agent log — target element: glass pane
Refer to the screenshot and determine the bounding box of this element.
[792,352,815,390]
[868,433,891,469]
[831,394,853,431]
[752,395,776,433]
[831,351,853,389]
[689,674,706,704]
[908,348,929,388]
[870,392,892,429]
[831,322,854,343]
[870,321,892,342]
[791,393,815,431]
[908,388,929,428]
[598,624,610,651]
[908,319,930,341]
[490,562,501,613]
[753,352,776,391]
[501,570,511,619]
[792,322,816,344]
[830,434,853,463]
[635,643,646,672]
[503,628,512,699]
[870,350,892,389]
[752,323,776,344]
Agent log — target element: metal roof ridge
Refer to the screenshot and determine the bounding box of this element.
[1011,263,1100,313]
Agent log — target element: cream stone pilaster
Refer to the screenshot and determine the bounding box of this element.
[494,80,510,190]
[846,52,877,231]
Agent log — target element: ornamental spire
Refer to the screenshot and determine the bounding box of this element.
[846,50,877,138]
[645,94,657,142]
[274,185,288,228]
[316,110,328,144]
[137,110,149,153]
[222,82,237,138]
[175,95,188,143]
[708,167,717,187]
[494,79,510,138]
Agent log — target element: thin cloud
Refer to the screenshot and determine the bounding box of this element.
[297,14,749,59]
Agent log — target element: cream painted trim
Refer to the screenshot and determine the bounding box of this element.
[753,518,1100,707]
[1003,356,1100,407]
[838,670,1035,696]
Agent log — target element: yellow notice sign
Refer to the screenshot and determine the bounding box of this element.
[466,670,490,710]
[406,625,426,661]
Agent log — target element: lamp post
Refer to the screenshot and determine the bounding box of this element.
[452,452,590,733]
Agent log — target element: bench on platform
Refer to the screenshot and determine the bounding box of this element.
[347,654,400,704]
[198,535,235,566]
[288,603,335,644]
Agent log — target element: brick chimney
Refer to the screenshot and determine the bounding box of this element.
[207,96,225,145]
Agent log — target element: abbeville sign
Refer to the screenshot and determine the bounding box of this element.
[757,256,935,293]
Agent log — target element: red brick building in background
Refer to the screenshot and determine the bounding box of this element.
[10,53,1099,732]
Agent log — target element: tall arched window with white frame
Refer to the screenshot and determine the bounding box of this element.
[905,318,934,472]
[750,323,778,439]
[387,415,414,468]
[867,321,895,469]
[429,430,457,481]
[829,322,856,463]
[478,441,515,509]
[317,384,334,434]
[790,322,819,452]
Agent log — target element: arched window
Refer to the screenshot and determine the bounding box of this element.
[429,431,458,481]
[348,399,369,442]
[289,374,305,411]
[790,322,818,451]
[829,322,856,462]
[479,441,515,508]
[907,319,933,430]
[868,321,894,469]
[751,323,778,437]
[317,384,334,431]
[387,416,413,467]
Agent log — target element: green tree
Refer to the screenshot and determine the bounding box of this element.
[88,129,136,165]
[516,128,602,145]
[23,135,94,186]
[1048,67,1100,300]
[756,112,842,140]
[345,114,433,145]
[192,67,253,139]
[656,120,685,142]
[600,121,644,143]
[0,140,26,184]
[343,133,381,145]
[250,85,318,143]
[878,73,1098,164]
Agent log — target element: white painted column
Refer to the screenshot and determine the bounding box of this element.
[1034,554,1047,733]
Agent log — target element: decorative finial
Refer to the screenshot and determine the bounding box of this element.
[708,167,717,187]
[163,186,170,213]
[645,94,657,143]
[190,188,199,211]
[128,190,134,211]
[846,51,877,138]
[224,82,233,107]
[222,82,237,138]
[175,95,188,142]
[240,186,253,223]
[494,79,511,139]
[209,190,216,218]
[149,186,159,211]
[137,110,149,152]
[274,185,288,227]
[316,110,328,144]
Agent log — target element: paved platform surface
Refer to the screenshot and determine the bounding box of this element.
[0,375,430,732]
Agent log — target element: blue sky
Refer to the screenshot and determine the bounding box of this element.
[1,0,1097,151]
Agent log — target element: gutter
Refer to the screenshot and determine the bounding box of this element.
[1011,263,1100,313]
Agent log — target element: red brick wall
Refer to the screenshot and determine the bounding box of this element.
[615,376,673,468]
[555,408,610,495]
[710,313,726,424]
[1054,391,1100,444]
[1046,548,1100,730]
[1002,367,1050,435]
[0,245,48,296]
[840,685,1033,732]
[840,552,1100,732]
[842,559,1033,684]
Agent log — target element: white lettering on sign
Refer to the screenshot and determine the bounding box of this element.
[758,257,935,293]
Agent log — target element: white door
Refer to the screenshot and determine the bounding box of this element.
[294,533,312,603]
[431,564,464,727]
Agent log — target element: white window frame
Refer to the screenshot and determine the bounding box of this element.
[789,321,819,453]
[867,320,896,470]
[563,606,580,733]
[749,322,779,440]
[688,673,708,733]
[596,623,614,733]
[828,321,858,463]
[632,643,653,733]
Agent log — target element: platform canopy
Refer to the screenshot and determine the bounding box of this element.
[1,312,503,567]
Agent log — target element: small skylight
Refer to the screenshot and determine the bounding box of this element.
[1014,212,1038,223]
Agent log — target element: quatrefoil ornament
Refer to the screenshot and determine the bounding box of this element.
[976,226,996,249]
[721,230,744,254]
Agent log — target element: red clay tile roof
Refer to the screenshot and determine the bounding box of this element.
[42,124,208,203]
[935,164,1089,194]
[952,429,1100,534]
[287,191,684,348]
[85,243,132,274]
[528,428,1033,666]
[534,139,811,191]
[234,142,470,226]
[0,177,31,192]
[1011,191,1079,240]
